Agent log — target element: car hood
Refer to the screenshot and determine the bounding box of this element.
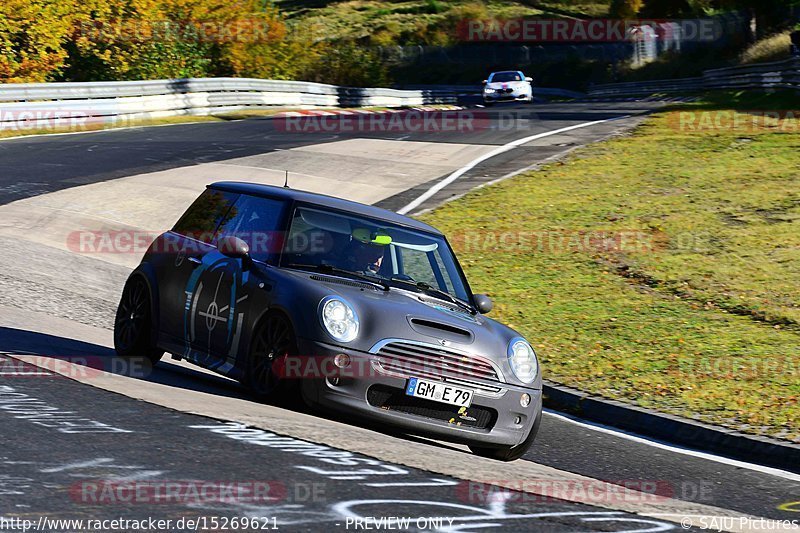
[275,269,539,388]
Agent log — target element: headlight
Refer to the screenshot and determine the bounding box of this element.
[319,296,359,343]
[484,88,496,94]
[507,337,538,383]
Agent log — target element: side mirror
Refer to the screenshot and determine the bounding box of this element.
[525,77,533,82]
[218,235,251,265]
[482,80,488,85]
[473,294,493,314]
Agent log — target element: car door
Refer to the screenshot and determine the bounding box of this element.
[184,193,287,373]
[154,188,239,353]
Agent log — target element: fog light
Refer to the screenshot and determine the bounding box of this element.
[520,393,531,408]
[334,353,351,369]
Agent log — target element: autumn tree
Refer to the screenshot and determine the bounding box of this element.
[0,0,388,86]
[0,0,76,82]
[609,0,643,18]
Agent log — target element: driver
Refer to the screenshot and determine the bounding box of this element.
[343,241,384,274]
[342,229,386,274]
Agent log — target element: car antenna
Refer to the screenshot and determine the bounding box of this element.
[283,170,290,189]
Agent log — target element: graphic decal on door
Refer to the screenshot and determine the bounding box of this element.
[183,256,249,373]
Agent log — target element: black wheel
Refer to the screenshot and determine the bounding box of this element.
[114,276,163,364]
[469,404,542,461]
[246,313,298,402]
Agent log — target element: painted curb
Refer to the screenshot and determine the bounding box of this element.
[543,381,800,474]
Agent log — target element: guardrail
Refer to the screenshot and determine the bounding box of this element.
[399,85,586,100]
[588,57,800,97]
[0,77,456,130]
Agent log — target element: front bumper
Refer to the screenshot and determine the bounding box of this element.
[295,338,542,448]
[484,91,532,103]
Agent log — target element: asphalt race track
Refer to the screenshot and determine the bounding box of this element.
[0,101,798,532]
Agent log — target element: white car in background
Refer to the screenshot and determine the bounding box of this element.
[482,71,534,105]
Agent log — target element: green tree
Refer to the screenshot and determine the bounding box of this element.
[305,40,389,87]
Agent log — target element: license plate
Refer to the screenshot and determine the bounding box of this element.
[405,378,473,407]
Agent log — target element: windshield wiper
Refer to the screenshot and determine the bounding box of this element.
[285,263,390,291]
[389,278,475,314]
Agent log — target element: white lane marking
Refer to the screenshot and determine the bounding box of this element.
[396,116,630,215]
[544,409,800,482]
[363,478,459,487]
[40,458,132,473]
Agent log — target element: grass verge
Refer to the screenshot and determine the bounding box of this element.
[420,91,800,442]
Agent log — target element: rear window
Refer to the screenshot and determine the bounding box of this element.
[172,189,239,243]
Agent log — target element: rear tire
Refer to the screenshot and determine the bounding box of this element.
[245,312,299,403]
[114,276,163,364]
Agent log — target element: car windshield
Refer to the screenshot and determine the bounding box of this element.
[280,205,471,303]
[490,72,522,82]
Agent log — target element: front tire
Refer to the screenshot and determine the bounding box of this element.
[245,312,298,403]
[114,276,163,364]
[469,405,542,461]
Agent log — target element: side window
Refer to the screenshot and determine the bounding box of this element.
[173,189,239,243]
[214,195,287,263]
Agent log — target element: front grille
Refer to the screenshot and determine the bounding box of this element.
[374,341,503,396]
[367,385,497,430]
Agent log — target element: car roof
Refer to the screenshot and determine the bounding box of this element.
[209,181,443,235]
